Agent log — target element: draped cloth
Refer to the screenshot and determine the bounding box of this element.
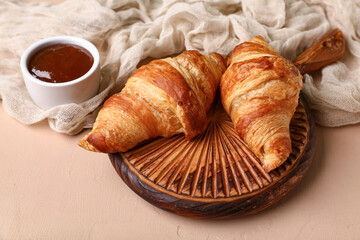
[0,0,359,134]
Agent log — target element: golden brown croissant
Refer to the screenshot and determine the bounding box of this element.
[79,50,227,153]
[220,36,303,172]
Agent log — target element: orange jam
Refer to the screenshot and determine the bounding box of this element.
[27,43,94,83]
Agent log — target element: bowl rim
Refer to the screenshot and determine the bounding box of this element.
[20,35,100,88]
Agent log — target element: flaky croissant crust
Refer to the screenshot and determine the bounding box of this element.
[221,36,303,172]
[79,50,227,153]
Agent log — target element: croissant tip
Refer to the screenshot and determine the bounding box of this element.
[78,136,101,152]
[262,162,277,173]
[262,152,290,172]
[78,137,86,148]
[253,35,265,40]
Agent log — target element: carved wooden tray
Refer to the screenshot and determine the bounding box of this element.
[109,94,315,219]
[107,28,345,219]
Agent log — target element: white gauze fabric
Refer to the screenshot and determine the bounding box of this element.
[0,0,359,135]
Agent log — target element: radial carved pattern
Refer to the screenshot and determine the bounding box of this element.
[112,97,309,201]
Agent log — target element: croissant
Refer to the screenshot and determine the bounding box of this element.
[220,36,303,172]
[79,50,227,153]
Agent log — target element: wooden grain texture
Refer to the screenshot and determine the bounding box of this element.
[109,95,314,219]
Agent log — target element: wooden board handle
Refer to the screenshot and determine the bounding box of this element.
[293,28,345,75]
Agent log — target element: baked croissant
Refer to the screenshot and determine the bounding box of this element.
[220,36,303,172]
[79,50,227,153]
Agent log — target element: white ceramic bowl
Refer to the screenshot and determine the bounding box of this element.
[20,36,100,110]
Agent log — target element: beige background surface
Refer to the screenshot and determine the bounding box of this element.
[1,97,360,240]
[1,0,360,239]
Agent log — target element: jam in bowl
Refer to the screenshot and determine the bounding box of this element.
[28,43,94,84]
[20,36,100,110]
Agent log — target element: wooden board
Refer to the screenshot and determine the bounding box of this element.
[109,95,315,219]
